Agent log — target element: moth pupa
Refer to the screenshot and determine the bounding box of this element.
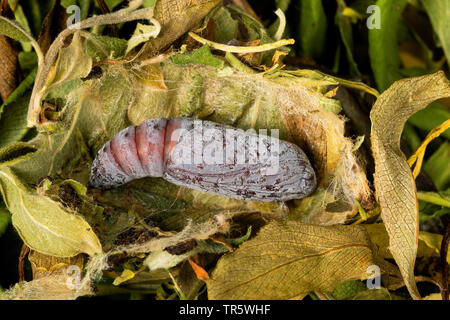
[89,118,316,202]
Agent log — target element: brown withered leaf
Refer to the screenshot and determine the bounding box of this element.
[207,220,375,299]
[28,250,85,280]
[370,71,450,300]
[141,0,222,58]
[38,0,68,55]
[0,35,18,101]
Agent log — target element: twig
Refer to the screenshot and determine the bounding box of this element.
[189,31,294,53]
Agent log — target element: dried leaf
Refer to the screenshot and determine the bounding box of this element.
[37,0,68,55]
[28,250,85,280]
[365,223,450,264]
[370,71,450,299]
[43,31,92,93]
[0,35,18,101]
[188,258,210,282]
[140,0,222,57]
[207,220,375,299]
[0,167,102,257]
[126,21,161,55]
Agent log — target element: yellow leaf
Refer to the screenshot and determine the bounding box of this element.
[423,293,442,300]
[207,220,375,299]
[370,71,450,300]
[113,269,136,286]
[365,223,449,263]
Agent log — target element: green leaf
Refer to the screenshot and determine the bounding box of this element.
[0,15,34,43]
[0,67,37,118]
[368,0,408,91]
[276,0,291,12]
[352,288,395,300]
[207,221,375,299]
[332,280,367,300]
[171,45,224,68]
[424,142,450,190]
[0,92,32,149]
[0,167,102,257]
[18,51,38,71]
[0,208,11,237]
[211,6,238,44]
[408,102,450,140]
[12,4,33,52]
[84,33,128,63]
[336,0,361,76]
[421,0,450,63]
[297,0,327,60]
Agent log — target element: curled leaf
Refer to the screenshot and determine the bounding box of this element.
[370,71,450,299]
[126,20,161,55]
[0,167,102,257]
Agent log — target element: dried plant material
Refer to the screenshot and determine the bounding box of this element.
[271,50,288,67]
[0,274,90,300]
[0,167,102,257]
[27,0,157,126]
[126,20,161,55]
[132,63,168,91]
[188,258,210,282]
[273,9,286,41]
[37,0,68,55]
[207,220,375,299]
[0,35,18,101]
[407,119,450,179]
[189,31,295,53]
[365,223,450,264]
[28,250,85,280]
[370,71,450,300]
[141,0,223,58]
[42,32,92,101]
